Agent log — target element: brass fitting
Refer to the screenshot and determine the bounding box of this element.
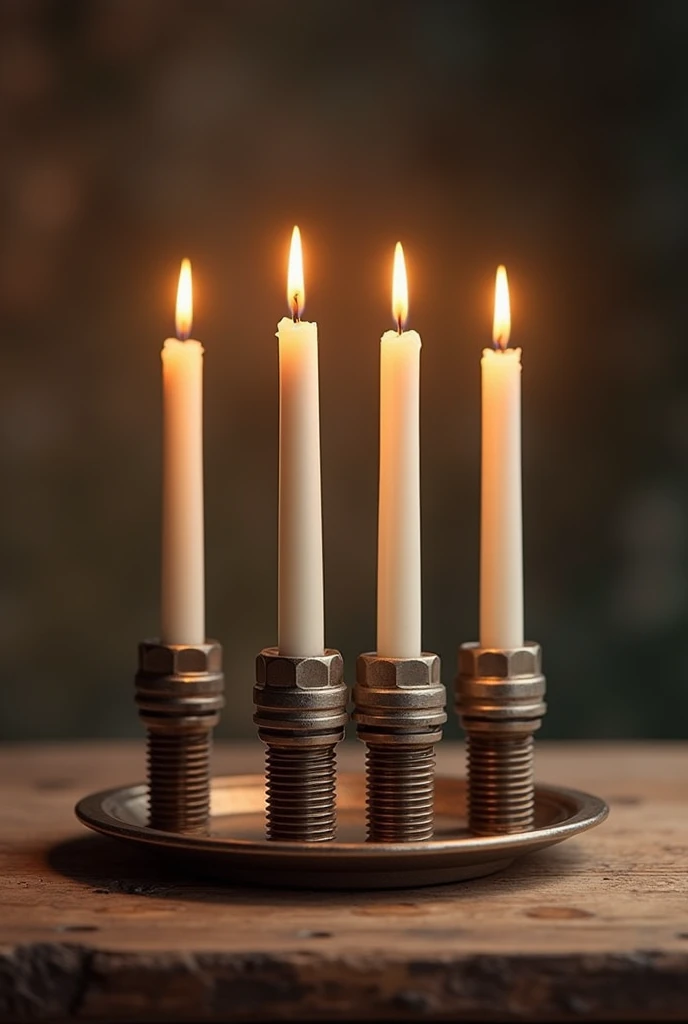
[253,648,348,842]
[353,653,447,842]
[135,640,224,835]
[455,642,547,835]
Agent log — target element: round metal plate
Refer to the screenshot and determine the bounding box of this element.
[75,773,608,890]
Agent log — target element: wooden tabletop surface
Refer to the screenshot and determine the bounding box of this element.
[0,740,686,1021]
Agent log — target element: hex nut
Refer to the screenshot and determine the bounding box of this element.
[135,640,225,725]
[256,648,344,690]
[356,652,441,691]
[353,652,446,741]
[138,640,223,676]
[458,642,542,681]
[455,641,546,728]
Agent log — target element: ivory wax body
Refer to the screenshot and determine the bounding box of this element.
[480,347,524,649]
[277,316,325,657]
[160,338,205,646]
[377,329,422,659]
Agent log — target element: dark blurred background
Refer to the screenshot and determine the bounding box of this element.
[1,0,687,742]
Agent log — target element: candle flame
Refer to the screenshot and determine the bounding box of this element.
[392,242,408,332]
[493,265,511,349]
[287,225,305,320]
[175,258,193,340]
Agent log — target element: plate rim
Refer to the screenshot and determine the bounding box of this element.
[75,772,609,864]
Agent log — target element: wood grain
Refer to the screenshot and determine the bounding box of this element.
[0,741,686,1021]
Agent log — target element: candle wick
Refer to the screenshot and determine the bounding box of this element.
[292,294,300,324]
[397,315,403,336]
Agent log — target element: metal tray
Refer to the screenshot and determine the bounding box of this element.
[76,772,608,890]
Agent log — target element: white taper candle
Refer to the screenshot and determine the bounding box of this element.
[377,243,422,659]
[479,265,524,649]
[160,259,205,645]
[276,227,325,657]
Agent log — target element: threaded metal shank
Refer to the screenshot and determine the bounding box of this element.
[353,652,446,842]
[365,744,436,842]
[264,744,337,842]
[135,639,224,835]
[253,648,348,842]
[455,641,546,836]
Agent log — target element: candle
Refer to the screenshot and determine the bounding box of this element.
[377,242,422,658]
[276,226,325,657]
[160,259,205,645]
[480,265,524,649]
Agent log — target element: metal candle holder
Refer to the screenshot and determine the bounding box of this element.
[352,652,447,842]
[134,639,224,835]
[253,647,348,842]
[76,631,608,891]
[454,641,547,835]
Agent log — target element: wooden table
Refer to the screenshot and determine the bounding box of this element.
[0,741,686,1021]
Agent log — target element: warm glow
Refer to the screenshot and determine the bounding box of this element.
[287,225,305,319]
[392,242,408,331]
[175,258,193,340]
[493,265,511,349]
